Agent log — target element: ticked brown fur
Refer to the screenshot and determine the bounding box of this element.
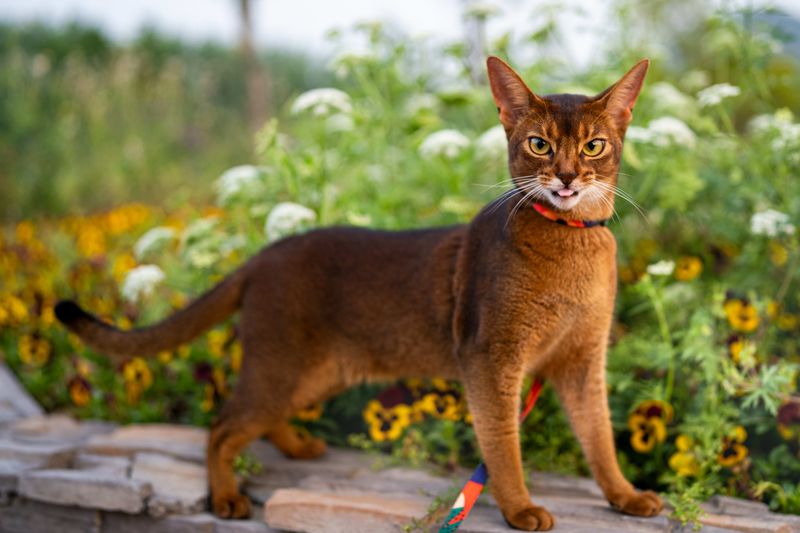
[56,57,662,530]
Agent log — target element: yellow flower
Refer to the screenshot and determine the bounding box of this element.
[718,426,748,467]
[112,254,137,283]
[416,391,462,421]
[295,403,323,421]
[4,295,29,324]
[68,376,92,407]
[18,334,51,367]
[15,221,35,243]
[629,415,667,453]
[201,384,215,412]
[769,242,788,267]
[123,357,153,404]
[157,351,173,364]
[207,329,228,358]
[230,342,243,373]
[674,256,702,281]
[76,224,106,257]
[363,400,412,442]
[669,435,700,477]
[632,399,674,423]
[724,299,759,333]
[767,301,780,320]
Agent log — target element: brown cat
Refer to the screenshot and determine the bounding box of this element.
[56,56,662,531]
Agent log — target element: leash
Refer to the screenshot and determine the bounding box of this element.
[438,379,544,532]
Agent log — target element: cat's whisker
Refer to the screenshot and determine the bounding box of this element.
[591,178,648,220]
[506,183,545,227]
[485,187,524,215]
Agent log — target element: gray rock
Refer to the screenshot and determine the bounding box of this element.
[85,423,207,463]
[130,452,208,516]
[264,487,431,533]
[0,498,101,533]
[706,494,771,516]
[0,459,42,498]
[8,414,115,445]
[0,438,75,468]
[74,452,132,477]
[0,364,43,425]
[19,468,153,513]
[102,512,277,533]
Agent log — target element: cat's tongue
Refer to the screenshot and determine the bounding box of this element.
[557,188,575,197]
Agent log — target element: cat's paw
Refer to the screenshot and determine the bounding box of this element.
[610,490,663,517]
[504,505,555,531]
[211,492,252,519]
[288,433,327,459]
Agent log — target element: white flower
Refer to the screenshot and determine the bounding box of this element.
[748,109,794,135]
[697,83,740,107]
[215,165,263,205]
[646,260,675,277]
[121,265,165,303]
[419,129,471,159]
[475,125,507,160]
[750,209,796,237]
[771,124,800,152]
[265,202,316,241]
[650,82,694,110]
[291,88,352,116]
[326,113,354,132]
[624,125,654,144]
[646,117,697,148]
[133,227,176,261]
[405,93,439,116]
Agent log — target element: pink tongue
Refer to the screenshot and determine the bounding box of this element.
[557,188,575,197]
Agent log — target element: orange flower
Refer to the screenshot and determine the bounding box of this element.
[718,426,748,467]
[68,376,92,407]
[723,298,759,332]
[674,256,702,281]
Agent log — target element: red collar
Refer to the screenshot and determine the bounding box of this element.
[532,202,608,228]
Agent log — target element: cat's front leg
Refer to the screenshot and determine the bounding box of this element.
[460,347,555,531]
[546,342,663,517]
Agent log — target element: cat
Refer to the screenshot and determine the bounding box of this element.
[55,56,662,531]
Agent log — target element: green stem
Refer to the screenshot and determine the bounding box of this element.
[645,277,675,402]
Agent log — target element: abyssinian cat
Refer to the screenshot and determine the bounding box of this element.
[56,56,663,530]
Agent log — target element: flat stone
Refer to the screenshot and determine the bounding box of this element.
[297,466,455,496]
[8,414,115,445]
[19,468,152,513]
[243,442,377,503]
[75,452,131,477]
[85,423,207,463]
[264,488,431,533]
[699,512,800,533]
[0,459,42,496]
[0,498,101,533]
[102,512,277,533]
[0,438,75,467]
[530,471,603,498]
[706,495,772,516]
[0,364,43,424]
[131,452,208,516]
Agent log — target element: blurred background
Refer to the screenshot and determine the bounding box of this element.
[1,0,799,220]
[2,0,800,520]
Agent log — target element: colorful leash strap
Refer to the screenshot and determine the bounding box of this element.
[438,379,544,532]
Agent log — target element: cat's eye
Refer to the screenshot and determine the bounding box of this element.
[582,139,606,157]
[528,137,551,156]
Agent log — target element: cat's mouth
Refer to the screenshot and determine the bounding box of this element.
[548,187,581,210]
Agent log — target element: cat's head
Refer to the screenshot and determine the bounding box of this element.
[486,57,648,217]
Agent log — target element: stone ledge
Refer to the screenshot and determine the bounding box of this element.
[18,468,153,513]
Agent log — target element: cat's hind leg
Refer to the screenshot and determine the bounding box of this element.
[269,421,327,459]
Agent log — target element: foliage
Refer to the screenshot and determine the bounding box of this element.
[2,1,800,522]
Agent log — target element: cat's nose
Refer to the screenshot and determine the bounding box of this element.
[556,172,577,187]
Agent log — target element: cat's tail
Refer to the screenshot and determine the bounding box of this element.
[55,267,248,362]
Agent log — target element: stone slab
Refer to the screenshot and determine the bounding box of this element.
[102,512,277,533]
[0,498,101,533]
[8,414,115,445]
[264,488,431,533]
[74,452,132,477]
[85,423,207,463]
[131,451,208,516]
[0,438,75,468]
[0,459,41,496]
[19,468,153,513]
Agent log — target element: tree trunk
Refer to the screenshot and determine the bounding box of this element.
[238,0,269,132]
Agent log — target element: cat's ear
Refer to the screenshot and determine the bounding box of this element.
[486,56,542,129]
[596,59,649,127]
